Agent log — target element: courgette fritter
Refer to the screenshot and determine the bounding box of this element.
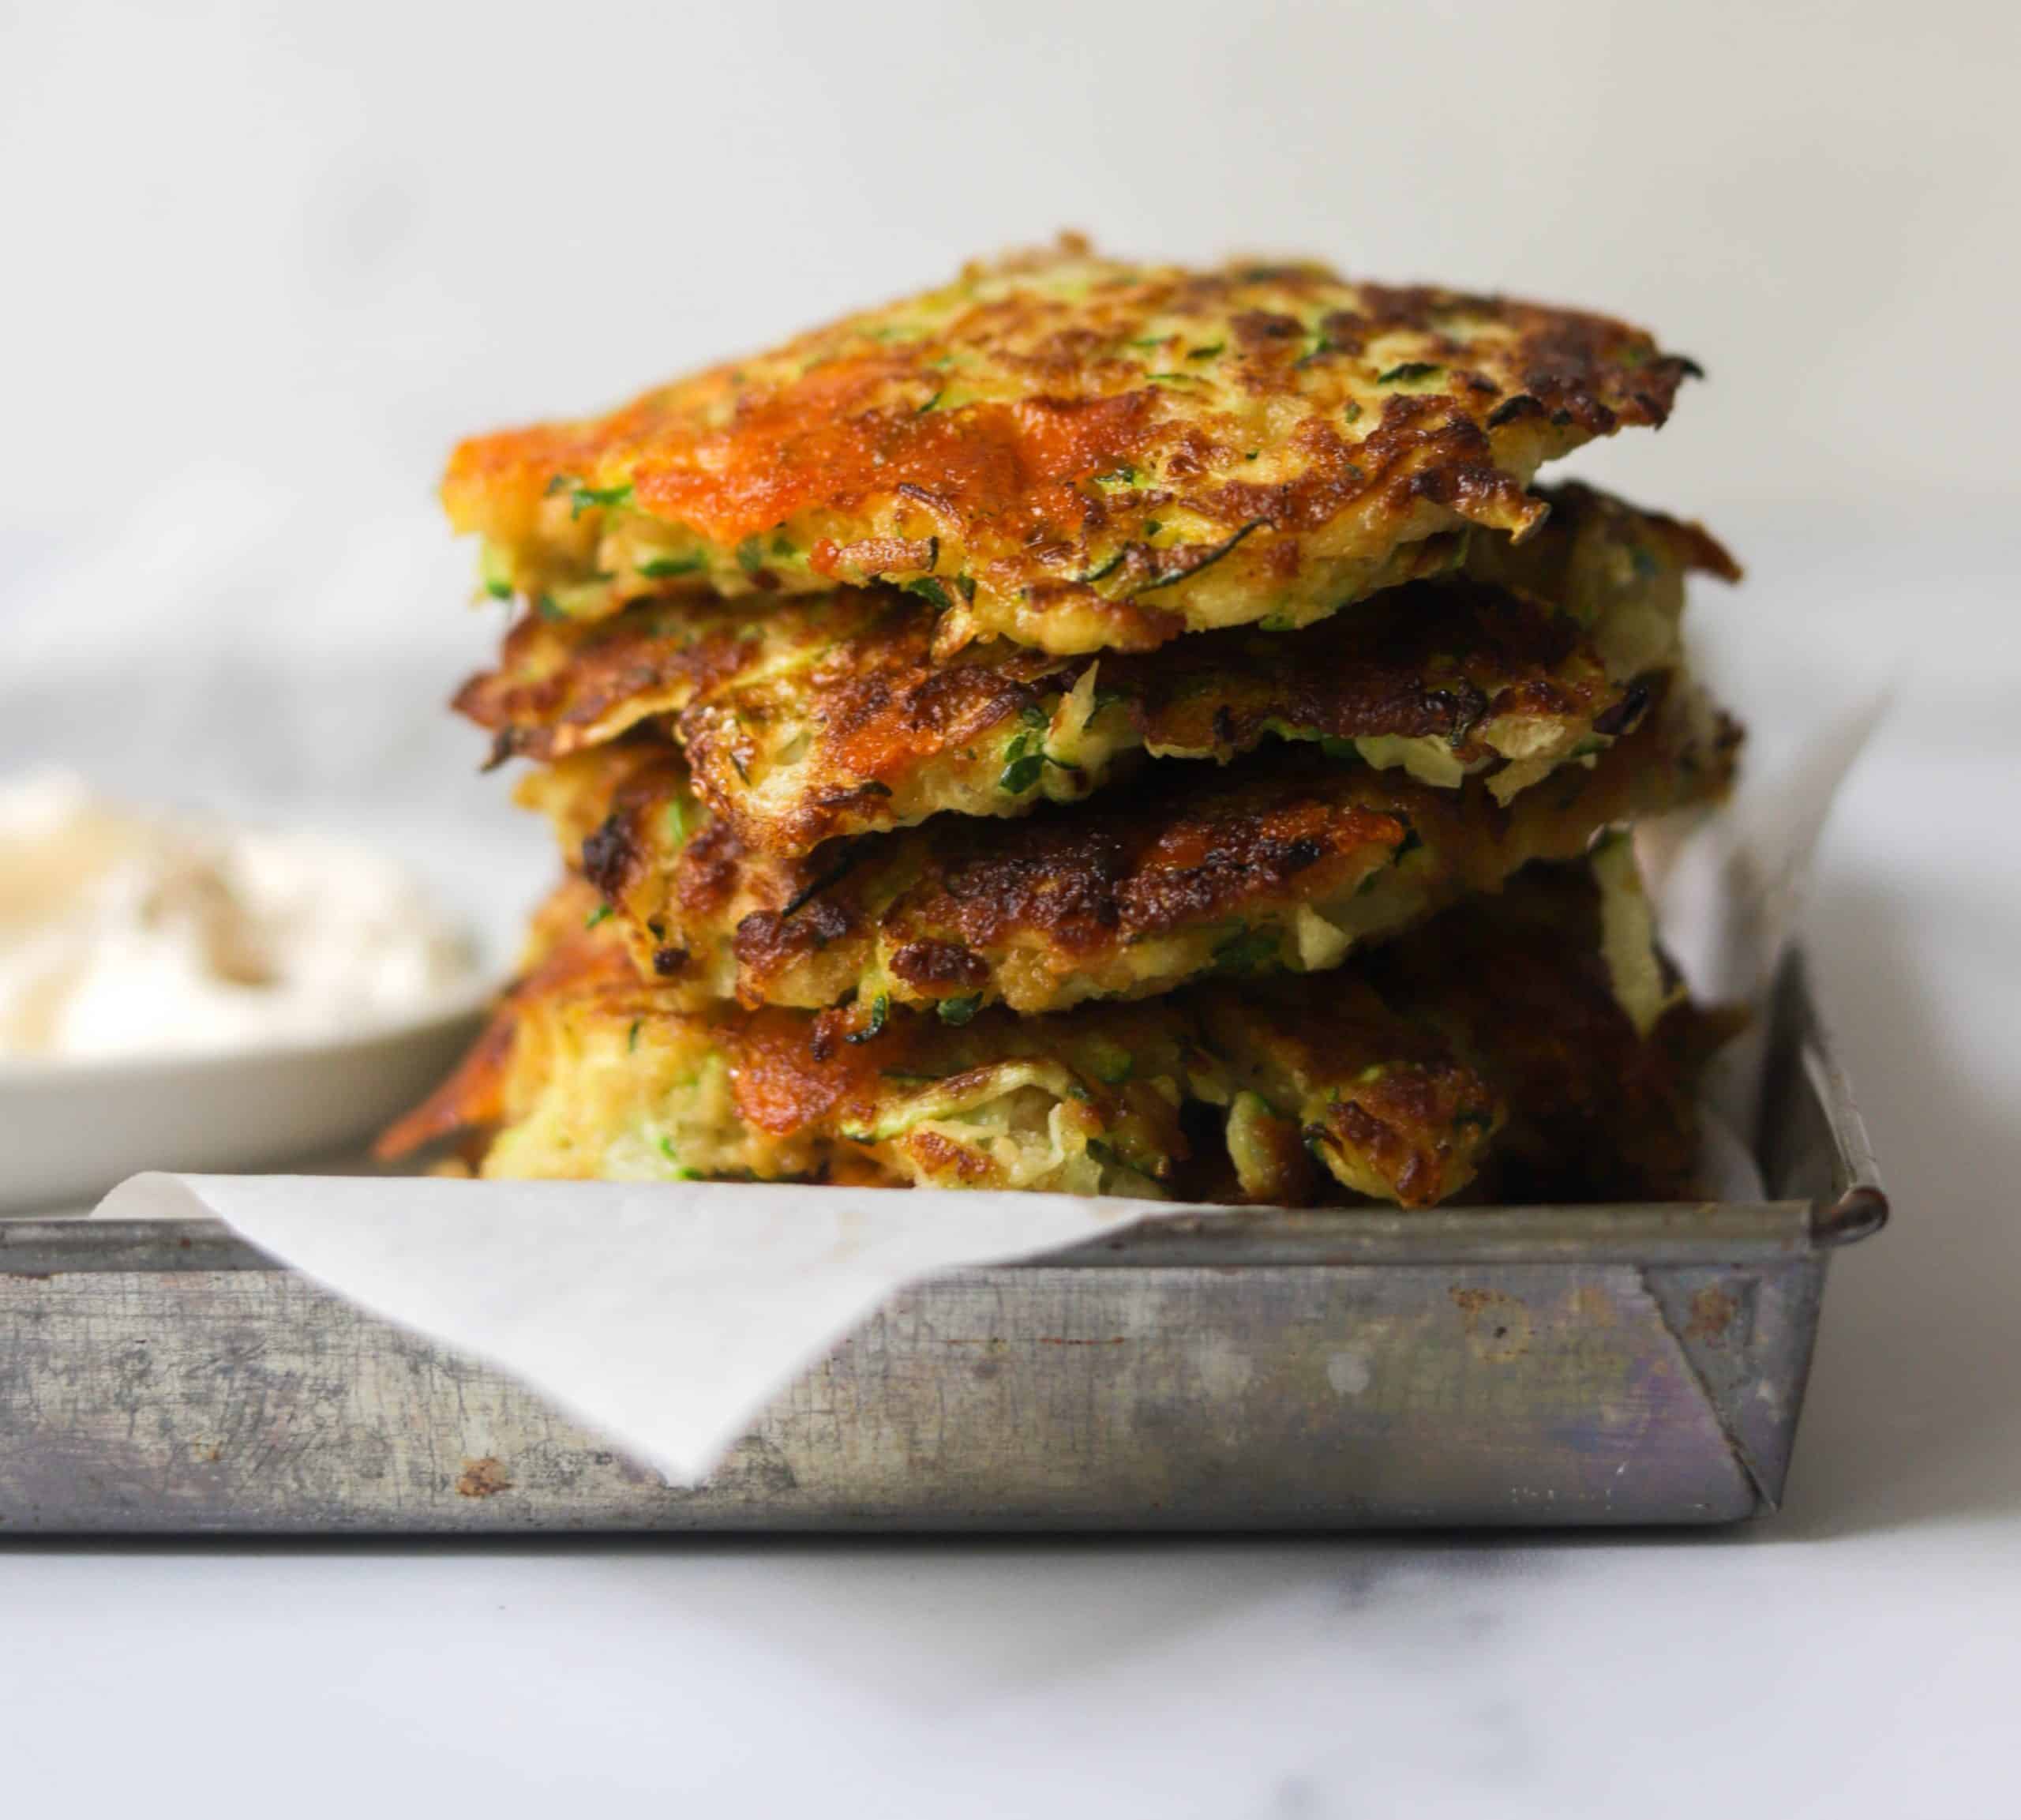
[459,483,1731,855]
[381,857,1723,1209]
[444,238,1700,656]
[377,880,1501,1206]
[523,677,1738,1017]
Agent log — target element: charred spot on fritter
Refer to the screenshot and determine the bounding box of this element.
[888,938,990,993]
[579,812,639,902]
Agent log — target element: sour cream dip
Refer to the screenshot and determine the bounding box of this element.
[0,771,480,1064]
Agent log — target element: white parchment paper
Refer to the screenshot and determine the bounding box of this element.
[95,1172,1195,1480]
[88,692,1884,1484]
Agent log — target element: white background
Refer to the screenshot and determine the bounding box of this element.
[3,2,2019,1812]
[5,0,2015,676]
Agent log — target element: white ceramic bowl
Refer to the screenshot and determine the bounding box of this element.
[0,988,491,1213]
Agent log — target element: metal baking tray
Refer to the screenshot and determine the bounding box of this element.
[0,951,1884,1533]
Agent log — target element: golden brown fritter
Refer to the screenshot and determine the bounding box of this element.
[381,857,1725,1208]
[443,238,1700,656]
[521,677,1739,1017]
[1355,840,1737,1202]
[459,483,1732,855]
[377,876,1502,1204]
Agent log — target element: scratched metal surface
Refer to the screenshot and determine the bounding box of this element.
[0,954,1885,1533]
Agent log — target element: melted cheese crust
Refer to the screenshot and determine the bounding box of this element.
[444,240,1700,655]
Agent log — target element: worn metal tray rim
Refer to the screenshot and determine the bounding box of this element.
[1,1190,1882,1280]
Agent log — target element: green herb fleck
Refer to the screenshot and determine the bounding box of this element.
[627,1019,642,1053]
[638,554,707,579]
[844,994,889,1045]
[1342,401,1363,424]
[1186,342,1224,360]
[955,574,977,602]
[536,595,568,623]
[917,388,943,415]
[569,481,633,520]
[1377,361,1442,385]
[584,902,614,929]
[664,798,692,847]
[936,994,982,1026]
[484,578,513,602]
[999,733,1044,795]
[735,535,764,576]
[904,576,951,610]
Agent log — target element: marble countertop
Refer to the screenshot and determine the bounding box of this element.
[4,522,2015,1814]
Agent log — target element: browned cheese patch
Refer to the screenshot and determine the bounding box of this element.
[444,240,1701,656]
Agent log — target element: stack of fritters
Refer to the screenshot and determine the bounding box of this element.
[386,239,1742,1207]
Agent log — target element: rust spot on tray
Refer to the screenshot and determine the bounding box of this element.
[1570,1284,1618,1329]
[1685,1285,1736,1342]
[457,1456,513,1498]
[1449,1286,1532,1360]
